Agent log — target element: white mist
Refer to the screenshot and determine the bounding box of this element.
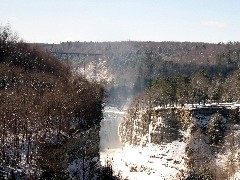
[99,106,124,151]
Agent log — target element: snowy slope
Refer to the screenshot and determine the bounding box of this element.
[100,106,240,180]
[100,106,187,179]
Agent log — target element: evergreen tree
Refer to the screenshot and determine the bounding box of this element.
[207,113,226,145]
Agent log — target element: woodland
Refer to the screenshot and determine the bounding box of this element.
[0,25,119,179]
[1,23,240,179]
[42,40,240,107]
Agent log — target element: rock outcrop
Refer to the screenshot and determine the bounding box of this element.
[119,105,240,179]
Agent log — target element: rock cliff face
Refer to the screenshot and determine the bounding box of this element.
[119,106,239,145]
[119,106,240,179]
[119,108,183,146]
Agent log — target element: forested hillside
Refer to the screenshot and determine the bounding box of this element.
[41,41,240,107]
[0,25,114,179]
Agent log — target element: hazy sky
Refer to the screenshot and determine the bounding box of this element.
[1,0,240,43]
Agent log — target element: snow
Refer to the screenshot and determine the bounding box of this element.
[214,128,240,179]
[76,58,113,83]
[100,105,240,179]
[100,141,186,180]
[154,102,240,110]
[104,106,126,115]
[100,106,186,180]
[231,171,240,180]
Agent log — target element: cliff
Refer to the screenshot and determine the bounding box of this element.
[119,105,240,179]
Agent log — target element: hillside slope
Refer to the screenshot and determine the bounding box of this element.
[0,25,107,179]
[40,41,240,107]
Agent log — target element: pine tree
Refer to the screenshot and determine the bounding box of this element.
[207,112,226,146]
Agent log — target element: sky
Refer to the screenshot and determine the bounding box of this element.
[1,0,240,43]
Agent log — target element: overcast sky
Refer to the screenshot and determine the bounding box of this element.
[1,0,240,43]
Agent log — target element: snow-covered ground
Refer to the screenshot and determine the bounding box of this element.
[100,105,240,180]
[153,102,240,110]
[77,59,113,83]
[100,106,186,180]
[101,141,186,180]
